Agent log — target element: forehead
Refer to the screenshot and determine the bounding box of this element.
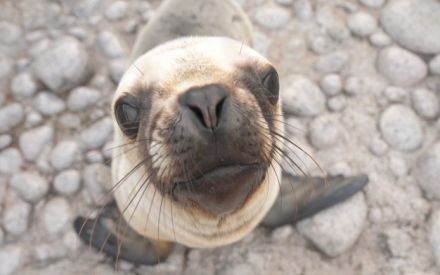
[116,37,270,96]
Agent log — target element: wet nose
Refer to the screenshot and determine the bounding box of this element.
[180,84,229,129]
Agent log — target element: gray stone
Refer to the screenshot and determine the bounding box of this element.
[388,155,408,178]
[11,72,38,97]
[360,0,385,8]
[0,245,22,275]
[347,12,377,37]
[379,104,423,152]
[54,170,81,196]
[10,172,49,203]
[430,210,440,268]
[0,229,3,244]
[0,148,22,175]
[34,92,66,116]
[50,140,79,171]
[384,86,408,103]
[59,113,81,129]
[109,58,129,83]
[97,31,126,59]
[253,32,272,57]
[293,0,313,20]
[377,46,428,87]
[25,111,43,128]
[0,22,21,45]
[281,75,326,117]
[86,150,104,163]
[80,117,113,149]
[314,52,349,74]
[344,76,369,96]
[327,95,347,112]
[0,135,11,150]
[369,31,392,48]
[381,0,440,54]
[105,1,128,20]
[0,57,13,79]
[67,86,100,111]
[430,55,440,75]
[33,37,92,93]
[369,136,389,156]
[309,115,342,149]
[297,193,367,257]
[2,199,31,236]
[320,74,342,96]
[43,197,72,235]
[0,103,24,134]
[83,163,111,205]
[414,142,440,200]
[19,125,54,161]
[411,89,439,119]
[254,5,290,29]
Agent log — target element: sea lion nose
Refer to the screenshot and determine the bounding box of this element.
[180,84,229,129]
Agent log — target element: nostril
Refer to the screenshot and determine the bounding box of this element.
[189,105,208,128]
[215,97,226,123]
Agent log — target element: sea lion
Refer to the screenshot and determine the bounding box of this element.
[74,0,368,265]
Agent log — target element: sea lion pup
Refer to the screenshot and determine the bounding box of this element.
[74,0,368,265]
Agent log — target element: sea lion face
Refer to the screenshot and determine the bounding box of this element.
[112,37,283,246]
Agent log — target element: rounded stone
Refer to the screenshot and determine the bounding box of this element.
[80,117,113,149]
[0,135,11,150]
[11,72,38,97]
[381,0,440,54]
[377,46,428,87]
[0,22,21,45]
[344,76,367,96]
[0,148,22,175]
[50,140,79,171]
[379,104,423,152]
[411,89,439,119]
[430,55,440,75]
[309,115,342,149]
[430,210,440,267]
[19,125,54,161]
[282,75,326,117]
[105,1,128,20]
[67,86,100,111]
[414,142,440,200]
[83,163,111,206]
[254,5,290,29]
[43,197,72,235]
[9,172,49,203]
[384,86,408,103]
[320,74,342,96]
[34,92,66,116]
[0,245,22,275]
[360,0,385,8]
[2,199,31,236]
[297,193,368,257]
[369,31,392,48]
[327,95,347,112]
[97,31,126,59]
[54,170,81,196]
[0,103,25,134]
[347,12,377,37]
[314,52,349,74]
[369,136,389,156]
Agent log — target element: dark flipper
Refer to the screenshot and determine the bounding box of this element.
[73,202,172,265]
[261,173,369,228]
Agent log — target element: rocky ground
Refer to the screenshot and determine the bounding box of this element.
[0,0,439,274]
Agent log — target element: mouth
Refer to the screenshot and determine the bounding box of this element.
[170,163,266,216]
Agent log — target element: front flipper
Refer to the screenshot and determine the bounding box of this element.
[73,202,172,265]
[261,174,369,228]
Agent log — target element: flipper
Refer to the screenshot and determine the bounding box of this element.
[261,173,369,228]
[73,202,172,265]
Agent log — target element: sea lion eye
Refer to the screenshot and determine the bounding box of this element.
[262,67,279,105]
[115,95,140,139]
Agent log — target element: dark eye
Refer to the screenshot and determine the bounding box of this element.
[115,95,140,139]
[262,68,279,105]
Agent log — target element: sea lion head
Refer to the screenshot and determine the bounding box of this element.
[111,36,284,247]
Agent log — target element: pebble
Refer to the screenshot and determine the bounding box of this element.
[0,229,3,244]
[67,86,100,111]
[54,170,81,196]
[43,197,71,235]
[253,5,290,29]
[369,31,392,48]
[381,0,440,54]
[50,140,79,171]
[293,0,313,20]
[309,115,342,149]
[33,37,92,93]
[0,148,22,174]
[25,111,44,128]
[105,1,128,20]
[297,193,368,257]
[34,92,66,116]
[310,35,334,54]
[360,0,385,8]
[347,12,377,37]
[86,150,104,163]
[384,86,408,103]
[379,104,423,152]
[430,55,440,75]
[0,103,25,134]
[2,199,31,236]
[80,117,113,149]
[320,74,342,96]
[314,52,349,74]
[327,95,347,112]
[11,72,38,97]
[388,155,408,178]
[59,113,81,129]
[281,75,326,117]
[344,76,367,96]
[0,135,11,150]
[83,163,111,205]
[369,136,389,156]
[411,89,439,119]
[0,22,21,45]
[109,58,129,83]
[0,245,22,275]
[97,31,126,59]
[10,172,49,203]
[414,142,440,200]
[377,46,428,87]
[0,57,13,79]
[19,125,54,161]
[430,210,440,268]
